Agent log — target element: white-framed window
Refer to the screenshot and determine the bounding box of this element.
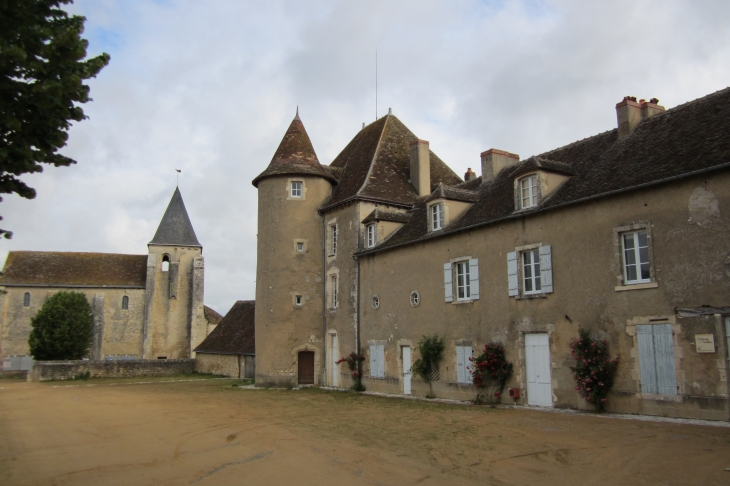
[291,181,303,198]
[122,296,129,310]
[621,230,651,284]
[23,292,30,307]
[369,344,385,378]
[161,254,170,272]
[430,203,443,231]
[409,290,420,307]
[366,223,376,248]
[443,259,480,302]
[456,345,473,384]
[329,224,338,255]
[331,276,338,308]
[507,245,553,297]
[636,323,677,395]
[295,295,303,306]
[519,174,538,209]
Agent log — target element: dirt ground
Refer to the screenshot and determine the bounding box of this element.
[0,377,728,486]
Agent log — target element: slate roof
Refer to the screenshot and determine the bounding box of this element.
[321,114,463,211]
[359,87,730,255]
[204,306,223,325]
[0,251,147,287]
[149,187,201,247]
[361,209,411,224]
[424,183,480,204]
[194,300,255,355]
[252,112,337,187]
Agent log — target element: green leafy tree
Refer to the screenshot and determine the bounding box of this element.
[29,291,94,360]
[569,328,620,412]
[0,0,110,238]
[411,334,444,398]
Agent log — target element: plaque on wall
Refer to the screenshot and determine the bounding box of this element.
[695,334,715,353]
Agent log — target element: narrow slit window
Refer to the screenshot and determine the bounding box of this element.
[295,295,303,306]
[331,276,338,308]
[330,225,338,255]
[162,255,170,272]
[122,296,129,310]
[23,292,31,307]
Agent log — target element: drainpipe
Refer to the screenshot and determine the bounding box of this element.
[356,255,361,355]
[322,213,328,386]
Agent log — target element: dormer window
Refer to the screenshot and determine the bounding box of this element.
[161,254,170,272]
[366,224,376,248]
[519,175,538,209]
[430,203,443,231]
[291,181,303,198]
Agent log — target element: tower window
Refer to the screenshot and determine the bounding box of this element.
[162,254,170,272]
[23,292,31,307]
[291,181,303,198]
[122,296,129,310]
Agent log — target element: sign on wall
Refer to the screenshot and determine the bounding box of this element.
[694,334,715,353]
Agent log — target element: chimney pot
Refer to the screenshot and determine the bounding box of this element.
[464,168,477,182]
[409,139,431,196]
[480,148,519,183]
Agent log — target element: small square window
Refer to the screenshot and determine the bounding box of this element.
[296,242,304,253]
[430,203,443,231]
[295,295,303,306]
[519,175,538,209]
[291,181,303,198]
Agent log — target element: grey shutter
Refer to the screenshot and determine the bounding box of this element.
[469,258,480,300]
[369,345,377,378]
[444,262,453,302]
[507,252,519,296]
[539,245,553,293]
[456,347,466,383]
[377,345,385,378]
[653,324,677,395]
[637,325,658,394]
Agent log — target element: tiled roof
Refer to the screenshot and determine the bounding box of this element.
[149,187,201,247]
[424,183,480,203]
[321,114,463,211]
[361,209,411,224]
[252,114,337,187]
[194,300,255,355]
[508,157,575,178]
[0,251,147,287]
[360,86,730,254]
[204,305,223,325]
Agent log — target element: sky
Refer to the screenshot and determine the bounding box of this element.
[2,0,729,316]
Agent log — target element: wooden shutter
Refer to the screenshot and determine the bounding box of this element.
[636,325,658,394]
[456,347,466,383]
[377,345,385,378]
[469,259,480,300]
[653,324,677,395]
[507,252,519,296]
[369,345,377,378]
[444,263,453,302]
[539,245,553,294]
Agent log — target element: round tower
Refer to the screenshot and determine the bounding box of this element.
[252,110,336,387]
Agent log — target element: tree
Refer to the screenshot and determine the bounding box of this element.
[0,0,110,238]
[29,291,94,360]
[411,334,444,398]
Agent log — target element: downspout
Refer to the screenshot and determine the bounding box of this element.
[356,255,361,355]
[322,213,328,386]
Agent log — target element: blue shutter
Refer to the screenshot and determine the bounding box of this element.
[444,263,453,302]
[507,252,519,296]
[469,259,479,300]
[653,324,677,396]
[377,345,385,378]
[637,325,658,394]
[456,347,466,383]
[369,345,377,378]
[539,245,553,294]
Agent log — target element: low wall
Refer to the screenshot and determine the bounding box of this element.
[195,353,239,378]
[31,359,195,382]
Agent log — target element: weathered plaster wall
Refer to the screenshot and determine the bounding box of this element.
[359,172,730,420]
[195,353,240,377]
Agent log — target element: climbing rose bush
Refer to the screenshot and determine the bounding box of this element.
[470,342,513,404]
[336,352,366,392]
[569,328,620,412]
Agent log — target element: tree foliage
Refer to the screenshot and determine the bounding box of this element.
[471,342,513,404]
[29,291,94,360]
[0,0,110,238]
[411,334,444,397]
[569,328,620,412]
[335,352,366,392]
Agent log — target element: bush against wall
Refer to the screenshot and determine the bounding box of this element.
[569,328,620,412]
[29,291,94,360]
[471,342,513,405]
[411,334,445,398]
[336,352,365,392]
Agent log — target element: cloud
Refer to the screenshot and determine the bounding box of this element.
[2,0,728,313]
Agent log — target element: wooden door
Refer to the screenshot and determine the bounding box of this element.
[525,333,552,407]
[244,355,255,379]
[298,351,315,385]
[402,346,412,395]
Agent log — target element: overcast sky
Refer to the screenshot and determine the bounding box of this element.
[2,0,729,316]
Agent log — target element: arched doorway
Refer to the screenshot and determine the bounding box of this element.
[298,351,315,385]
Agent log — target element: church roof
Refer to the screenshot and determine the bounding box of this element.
[321,114,463,211]
[359,86,730,254]
[252,112,337,187]
[194,300,255,355]
[0,251,147,287]
[204,305,223,325]
[149,187,201,247]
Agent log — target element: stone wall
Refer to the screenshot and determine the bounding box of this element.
[31,359,195,381]
[195,353,240,378]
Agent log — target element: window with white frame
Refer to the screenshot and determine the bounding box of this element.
[621,230,651,284]
[369,344,385,378]
[519,175,538,209]
[291,181,303,198]
[296,242,305,253]
[443,259,480,302]
[430,203,444,231]
[456,345,473,384]
[331,275,338,308]
[329,224,338,255]
[295,295,303,306]
[507,245,553,297]
[366,224,376,248]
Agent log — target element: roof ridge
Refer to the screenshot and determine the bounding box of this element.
[356,114,391,196]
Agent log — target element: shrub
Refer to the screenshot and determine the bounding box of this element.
[28,291,94,360]
[471,342,513,405]
[411,334,445,398]
[336,352,366,392]
[569,328,620,412]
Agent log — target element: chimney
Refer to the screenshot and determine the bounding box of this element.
[616,96,665,139]
[480,148,519,183]
[464,168,477,182]
[409,139,431,196]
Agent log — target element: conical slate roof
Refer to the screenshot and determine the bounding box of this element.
[149,187,201,247]
[252,111,337,187]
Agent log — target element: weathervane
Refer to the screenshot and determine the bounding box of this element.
[175,168,181,186]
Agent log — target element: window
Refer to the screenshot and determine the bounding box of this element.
[23,292,31,307]
[507,245,553,297]
[622,230,651,284]
[122,296,129,310]
[456,346,473,384]
[366,224,376,248]
[331,276,338,308]
[295,295,303,306]
[369,344,385,378]
[519,175,538,209]
[636,324,677,395]
[291,181,302,198]
[430,203,443,231]
[443,259,480,302]
[409,290,420,307]
[162,255,170,272]
[371,294,380,309]
[329,224,338,255]
[296,242,304,253]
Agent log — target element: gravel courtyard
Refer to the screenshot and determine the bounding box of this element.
[0,377,728,485]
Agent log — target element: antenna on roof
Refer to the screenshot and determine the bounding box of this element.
[175,169,181,186]
[375,47,378,121]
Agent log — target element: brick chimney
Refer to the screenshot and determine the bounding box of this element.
[464,167,477,182]
[481,148,519,183]
[409,139,431,196]
[616,96,665,139]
